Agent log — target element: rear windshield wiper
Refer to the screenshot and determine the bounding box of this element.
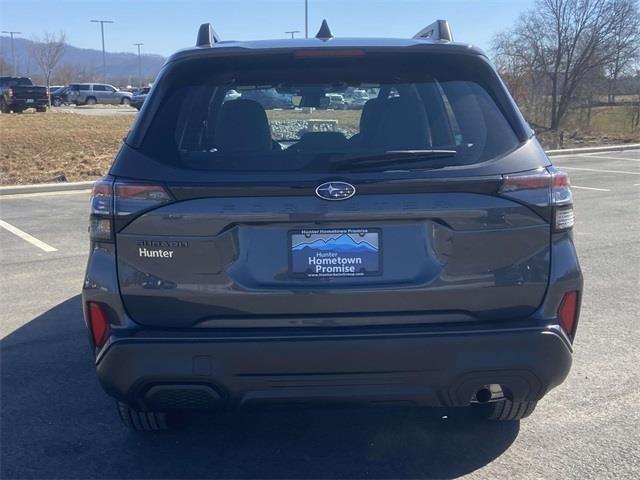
[329,149,457,171]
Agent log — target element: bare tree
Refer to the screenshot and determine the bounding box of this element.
[54,63,78,86]
[0,54,11,76]
[493,0,640,132]
[29,32,66,108]
[605,0,640,104]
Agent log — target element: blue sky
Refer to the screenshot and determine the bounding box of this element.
[1,0,534,56]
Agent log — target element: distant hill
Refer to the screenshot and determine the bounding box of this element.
[0,36,166,87]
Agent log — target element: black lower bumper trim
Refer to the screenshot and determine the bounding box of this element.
[96,327,572,410]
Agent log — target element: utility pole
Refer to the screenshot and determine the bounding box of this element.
[305,0,309,38]
[90,19,114,83]
[1,31,22,75]
[133,43,144,88]
[285,31,300,39]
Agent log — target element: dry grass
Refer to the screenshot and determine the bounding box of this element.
[1,106,638,185]
[0,111,134,185]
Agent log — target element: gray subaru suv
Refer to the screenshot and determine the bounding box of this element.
[82,20,583,431]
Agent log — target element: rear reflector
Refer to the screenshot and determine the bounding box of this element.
[558,291,579,338]
[87,302,110,348]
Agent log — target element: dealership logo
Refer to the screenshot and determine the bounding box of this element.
[315,182,356,201]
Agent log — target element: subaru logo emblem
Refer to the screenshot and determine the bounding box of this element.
[315,181,356,201]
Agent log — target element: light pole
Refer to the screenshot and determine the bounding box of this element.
[305,0,309,38]
[1,31,22,75]
[90,19,114,83]
[133,43,144,88]
[285,31,300,39]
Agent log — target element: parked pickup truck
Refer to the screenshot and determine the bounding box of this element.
[0,77,49,113]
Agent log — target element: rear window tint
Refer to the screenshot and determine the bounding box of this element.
[136,52,521,173]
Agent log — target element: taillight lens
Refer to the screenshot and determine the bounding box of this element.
[87,302,110,348]
[88,178,171,242]
[89,178,114,242]
[550,169,574,231]
[558,291,579,339]
[500,167,574,231]
[7,88,13,97]
[114,182,171,218]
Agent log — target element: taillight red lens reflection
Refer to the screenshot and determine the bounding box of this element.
[558,291,579,338]
[115,184,170,200]
[87,302,110,348]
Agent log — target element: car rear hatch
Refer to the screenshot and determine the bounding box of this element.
[112,174,551,328]
[101,48,558,329]
[12,85,48,100]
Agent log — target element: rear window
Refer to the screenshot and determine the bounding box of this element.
[137,51,522,173]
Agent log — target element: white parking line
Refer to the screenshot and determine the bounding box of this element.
[572,185,610,192]
[0,189,91,200]
[582,154,640,162]
[556,166,640,175]
[0,219,58,252]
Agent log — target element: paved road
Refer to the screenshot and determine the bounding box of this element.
[1,150,639,479]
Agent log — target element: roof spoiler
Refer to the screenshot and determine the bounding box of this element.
[196,22,221,47]
[413,20,453,42]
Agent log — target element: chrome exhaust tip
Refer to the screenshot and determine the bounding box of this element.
[471,384,505,403]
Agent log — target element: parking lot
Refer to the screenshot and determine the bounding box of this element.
[0,149,638,479]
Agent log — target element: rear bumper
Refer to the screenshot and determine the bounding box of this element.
[8,98,48,108]
[96,325,573,411]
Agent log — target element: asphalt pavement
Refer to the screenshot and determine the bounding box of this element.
[1,150,639,479]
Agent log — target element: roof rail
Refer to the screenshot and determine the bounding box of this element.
[413,20,453,42]
[196,22,220,47]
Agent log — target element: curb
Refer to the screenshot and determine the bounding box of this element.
[0,181,95,196]
[546,143,640,156]
[1,144,638,196]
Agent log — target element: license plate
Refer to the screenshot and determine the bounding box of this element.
[26,99,34,103]
[290,228,381,278]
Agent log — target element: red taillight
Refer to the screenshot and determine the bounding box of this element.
[115,183,171,200]
[114,181,171,217]
[558,291,579,338]
[87,302,110,348]
[500,171,550,191]
[7,88,13,97]
[500,168,574,231]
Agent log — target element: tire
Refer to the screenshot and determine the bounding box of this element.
[120,97,131,106]
[36,107,47,112]
[477,399,538,421]
[52,98,62,107]
[116,401,171,431]
[0,99,8,113]
[85,97,97,106]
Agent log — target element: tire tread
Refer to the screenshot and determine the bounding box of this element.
[116,401,170,431]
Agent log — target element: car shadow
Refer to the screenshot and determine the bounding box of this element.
[1,296,519,479]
